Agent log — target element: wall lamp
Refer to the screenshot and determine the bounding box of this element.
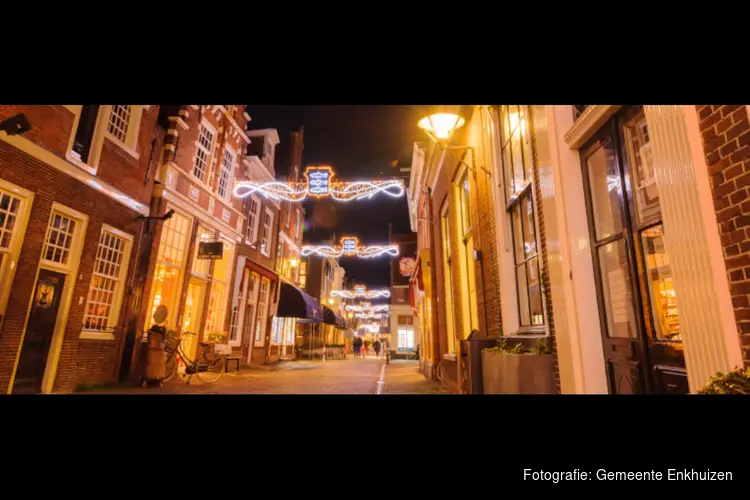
[0,114,32,136]
[416,105,490,177]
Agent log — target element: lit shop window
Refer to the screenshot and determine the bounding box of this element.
[440,202,456,354]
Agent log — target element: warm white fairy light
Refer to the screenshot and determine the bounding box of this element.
[346,303,390,312]
[301,236,399,259]
[331,289,391,299]
[355,312,388,320]
[232,165,404,203]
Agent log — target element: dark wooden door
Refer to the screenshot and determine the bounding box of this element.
[12,269,66,394]
[581,106,687,394]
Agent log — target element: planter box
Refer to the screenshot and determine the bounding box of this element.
[482,350,555,394]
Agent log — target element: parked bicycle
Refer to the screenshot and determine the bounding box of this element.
[164,331,226,384]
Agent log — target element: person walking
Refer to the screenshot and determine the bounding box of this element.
[373,340,381,358]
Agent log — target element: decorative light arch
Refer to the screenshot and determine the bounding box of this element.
[331,285,390,299]
[233,165,405,203]
[301,236,399,259]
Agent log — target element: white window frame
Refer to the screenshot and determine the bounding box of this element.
[81,225,134,341]
[455,168,479,337]
[218,145,236,200]
[65,105,143,175]
[192,119,217,185]
[245,195,261,244]
[0,179,34,326]
[261,208,273,257]
[12,202,88,394]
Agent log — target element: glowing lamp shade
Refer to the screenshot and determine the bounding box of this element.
[418,113,465,141]
[288,258,299,269]
[328,298,335,305]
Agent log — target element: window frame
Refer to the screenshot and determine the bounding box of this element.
[245,195,261,244]
[65,105,143,175]
[260,207,274,257]
[0,179,34,327]
[254,276,271,347]
[217,144,237,200]
[192,119,217,185]
[80,224,134,340]
[498,105,547,335]
[455,168,480,337]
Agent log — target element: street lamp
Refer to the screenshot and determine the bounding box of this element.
[328,298,334,305]
[288,258,298,269]
[417,106,467,143]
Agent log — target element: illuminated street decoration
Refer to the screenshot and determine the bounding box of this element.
[233,165,405,203]
[346,303,390,313]
[330,285,390,299]
[355,312,388,320]
[301,236,399,259]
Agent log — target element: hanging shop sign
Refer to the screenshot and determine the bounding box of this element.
[233,165,405,203]
[399,257,417,276]
[197,241,224,260]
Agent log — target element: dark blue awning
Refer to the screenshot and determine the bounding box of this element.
[277,282,323,322]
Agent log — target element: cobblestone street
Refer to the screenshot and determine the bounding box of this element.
[91,358,445,395]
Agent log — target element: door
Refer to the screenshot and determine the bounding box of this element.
[181,278,207,361]
[243,272,259,364]
[581,106,686,394]
[13,269,67,393]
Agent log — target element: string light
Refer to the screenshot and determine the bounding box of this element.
[330,289,391,299]
[301,236,399,259]
[355,312,389,320]
[346,303,390,312]
[233,165,405,203]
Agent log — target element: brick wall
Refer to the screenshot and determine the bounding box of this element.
[0,143,146,392]
[697,104,750,366]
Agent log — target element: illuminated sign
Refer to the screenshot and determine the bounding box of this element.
[342,237,358,255]
[355,285,365,295]
[301,236,399,259]
[305,166,332,197]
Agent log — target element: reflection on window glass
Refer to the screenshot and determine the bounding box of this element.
[623,109,660,224]
[528,258,544,326]
[641,225,680,342]
[597,239,637,339]
[586,140,624,241]
[517,265,530,327]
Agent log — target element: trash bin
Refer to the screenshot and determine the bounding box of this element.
[460,330,497,394]
[143,325,167,387]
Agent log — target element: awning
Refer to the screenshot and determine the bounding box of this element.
[276,282,323,322]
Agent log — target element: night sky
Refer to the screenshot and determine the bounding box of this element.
[245,105,422,289]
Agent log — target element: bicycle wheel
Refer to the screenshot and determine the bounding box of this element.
[195,352,225,384]
[164,354,178,382]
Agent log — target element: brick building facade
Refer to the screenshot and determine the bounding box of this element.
[697,104,750,366]
[0,105,163,393]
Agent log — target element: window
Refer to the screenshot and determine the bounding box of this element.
[261,208,273,256]
[229,268,249,346]
[285,318,296,345]
[299,260,307,289]
[71,105,101,163]
[191,225,213,277]
[457,171,479,336]
[204,240,235,339]
[254,277,270,346]
[271,317,283,344]
[82,227,132,337]
[285,203,291,229]
[0,181,33,324]
[440,202,456,354]
[193,121,215,183]
[108,105,131,144]
[275,240,284,272]
[397,316,415,350]
[295,209,302,240]
[246,196,260,243]
[218,147,235,199]
[499,105,544,331]
[244,272,259,347]
[42,212,77,266]
[148,210,191,325]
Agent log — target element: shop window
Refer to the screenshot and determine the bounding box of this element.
[457,170,479,335]
[440,201,456,354]
[0,181,33,324]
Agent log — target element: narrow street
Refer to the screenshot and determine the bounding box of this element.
[91,359,445,395]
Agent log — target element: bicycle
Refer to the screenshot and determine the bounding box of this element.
[164,331,226,384]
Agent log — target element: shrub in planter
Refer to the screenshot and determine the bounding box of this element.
[481,338,556,394]
[698,367,750,394]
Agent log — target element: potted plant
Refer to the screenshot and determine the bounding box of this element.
[698,367,750,394]
[481,338,556,394]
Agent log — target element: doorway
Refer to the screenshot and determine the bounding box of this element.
[580,106,687,394]
[181,277,207,362]
[13,269,67,394]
